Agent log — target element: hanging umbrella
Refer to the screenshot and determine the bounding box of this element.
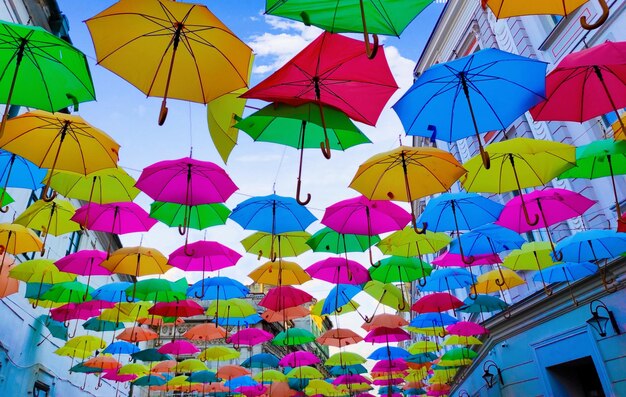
[0,223,43,271]
[235,102,370,203]
[170,241,241,295]
[72,202,157,235]
[394,48,547,168]
[484,0,590,18]
[85,0,253,124]
[227,328,274,348]
[158,340,200,356]
[459,294,508,314]
[310,298,359,317]
[433,251,502,268]
[286,366,324,380]
[207,85,250,164]
[443,335,483,346]
[350,145,466,230]
[503,242,556,295]
[326,352,367,367]
[0,151,45,210]
[321,284,362,315]
[230,194,317,260]
[363,280,407,316]
[253,369,286,382]
[242,353,280,369]
[186,276,248,302]
[538,262,597,304]
[411,293,464,314]
[116,326,158,343]
[103,341,140,356]
[0,20,95,134]
[307,227,379,254]
[322,196,411,265]
[266,0,433,58]
[369,347,410,361]
[272,328,316,346]
[449,223,525,258]
[149,299,204,319]
[0,258,18,298]
[559,140,626,226]
[9,259,75,307]
[317,328,363,347]
[279,351,320,368]
[370,256,432,289]
[14,198,80,254]
[0,111,120,200]
[259,285,313,311]
[129,278,188,303]
[249,260,311,286]
[362,314,409,331]
[306,257,370,285]
[91,282,134,304]
[41,281,93,306]
[47,168,139,204]
[304,379,337,396]
[421,268,476,295]
[216,365,251,380]
[55,250,111,298]
[242,31,398,158]
[242,231,311,260]
[446,321,488,337]
[150,201,230,231]
[473,268,526,305]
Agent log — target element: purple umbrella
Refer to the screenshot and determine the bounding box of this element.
[226,328,273,348]
[364,327,411,344]
[55,250,111,296]
[168,240,241,278]
[322,196,411,265]
[306,257,370,285]
[333,374,372,386]
[157,340,199,356]
[279,351,320,367]
[72,202,156,235]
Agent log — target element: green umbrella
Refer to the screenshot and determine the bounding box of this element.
[440,347,477,361]
[127,278,188,302]
[0,20,95,134]
[325,352,366,366]
[306,227,379,254]
[41,281,93,304]
[559,139,626,225]
[149,202,230,231]
[47,168,140,204]
[370,256,432,283]
[234,102,370,204]
[272,328,316,346]
[40,315,68,342]
[0,188,14,212]
[265,0,433,58]
[242,231,311,260]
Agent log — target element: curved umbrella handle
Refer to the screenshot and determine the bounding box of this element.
[418,275,427,287]
[397,300,407,311]
[437,329,447,338]
[184,244,196,257]
[581,0,610,30]
[412,222,428,235]
[461,252,475,265]
[40,186,57,202]
[335,305,343,313]
[495,277,507,287]
[552,248,564,262]
[0,206,8,213]
[521,201,540,227]
[126,282,137,303]
[370,259,381,268]
[480,148,491,170]
[468,288,478,300]
[158,100,168,126]
[194,280,206,300]
[364,33,379,59]
[296,179,311,206]
[320,136,331,159]
[270,251,277,262]
[178,223,187,236]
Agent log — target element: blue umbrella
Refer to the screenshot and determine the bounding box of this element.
[368,346,410,360]
[406,387,428,395]
[554,230,626,289]
[241,353,280,369]
[393,48,546,168]
[409,312,458,329]
[421,268,477,293]
[103,341,140,355]
[215,314,262,327]
[321,284,361,315]
[224,375,258,389]
[91,282,136,303]
[329,364,367,376]
[186,276,249,300]
[379,386,402,395]
[230,194,317,260]
[459,295,508,314]
[0,151,47,190]
[131,348,172,362]
[536,261,597,305]
[449,223,525,258]
[406,352,437,364]
[187,370,217,384]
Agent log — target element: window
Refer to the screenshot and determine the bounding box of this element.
[33,381,49,397]
[66,230,82,255]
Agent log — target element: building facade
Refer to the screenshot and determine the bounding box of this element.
[0,2,127,396]
[412,1,626,396]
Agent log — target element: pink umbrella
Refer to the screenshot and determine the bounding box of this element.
[322,196,411,265]
[55,250,111,295]
[497,188,595,259]
[168,240,241,279]
[333,375,372,386]
[72,202,157,234]
[235,385,267,397]
[446,321,489,336]
[51,302,100,323]
[227,328,273,348]
[306,257,370,285]
[373,378,403,386]
[371,359,407,373]
[102,371,136,382]
[157,340,199,356]
[432,251,501,268]
[148,300,205,318]
[279,351,320,367]
[258,286,313,311]
[411,293,464,314]
[364,327,411,344]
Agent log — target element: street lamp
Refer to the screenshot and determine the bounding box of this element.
[482,360,503,389]
[586,300,621,337]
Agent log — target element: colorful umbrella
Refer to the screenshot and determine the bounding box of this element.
[317,328,363,348]
[183,323,227,342]
[307,227,379,254]
[259,285,313,311]
[272,328,316,346]
[0,20,94,133]
[242,31,398,158]
[0,151,46,206]
[47,168,139,204]
[0,223,43,271]
[186,276,248,301]
[207,85,249,164]
[306,257,370,285]
[0,258,18,298]
[116,326,158,343]
[235,102,370,203]
[72,202,157,235]
[85,0,253,124]
[0,110,120,200]
[412,293,464,314]
[242,353,280,369]
[393,49,547,168]
[242,231,311,260]
[227,328,274,347]
[249,259,311,286]
[503,242,555,295]
[350,145,466,230]
[158,340,200,356]
[484,0,589,18]
[150,201,230,231]
[279,351,320,367]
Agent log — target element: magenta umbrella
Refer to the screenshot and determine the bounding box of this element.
[371,359,407,373]
[496,188,595,259]
[411,292,464,315]
[306,257,370,285]
[235,385,267,397]
[432,251,501,268]
[373,379,403,386]
[322,196,411,265]
[279,351,320,367]
[364,327,410,344]
[157,340,199,356]
[446,321,489,336]
[51,302,100,323]
[258,285,313,311]
[168,240,241,286]
[333,374,372,386]
[226,328,273,348]
[55,250,111,295]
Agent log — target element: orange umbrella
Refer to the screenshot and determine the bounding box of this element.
[84,355,121,371]
[216,365,250,380]
[0,257,18,298]
[316,328,363,348]
[151,360,177,374]
[182,323,226,341]
[203,383,229,393]
[116,326,158,343]
[267,382,297,396]
[262,306,309,322]
[362,314,409,331]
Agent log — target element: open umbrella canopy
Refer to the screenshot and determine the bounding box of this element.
[128,278,187,302]
[0,151,46,191]
[459,295,508,313]
[321,283,361,315]
[474,268,526,293]
[183,323,227,341]
[370,256,432,283]
[286,366,324,380]
[326,352,367,366]
[206,298,257,319]
[249,260,311,286]
[14,198,80,236]
[411,293,464,313]
[377,228,450,258]
[280,351,320,367]
[0,223,43,256]
[47,168,139,205]
[485,0,588,18]
[418,192,504,232]
[187,276,249,301]
[227,328,274,346]
[554,229,626,262]
[242,231,312,259]
[230,194,317,234]
[169,241,241,273]
[306,257,370,284]
[273,328,316,346]
[150,202,230,230]
[259,285,313,311]
[158,340,200,356]
[363,280,406,312]
[362,314,409,331]
[307,227,379,254]
[242,353,280,369]
[101,246,171,277]
[72,202,157,234]
[317,328,363,348]
[199,346,240,361]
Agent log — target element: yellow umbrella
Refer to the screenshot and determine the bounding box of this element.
[248,259,311,286]
[54,346,92,360]
[443,335,483,346]
[198,346,240,362]
[408,340,440,355]
[503,241,555,295]
[47,168,140,204]
[14,198,80,254]
[406,327,446,337]
[241,231,312,260]
[462,138,575,226]
[286,366,323,379]
[66,335,107,351]
[304,379,338,396]
[85,0,253,125]
[350,146,466,231]
[253,370,287,383]
[118,363,150,376]
[474,268,526,297]
[0,110,120,200]
[174,359,208,373]
[0,223,43,272]
[363,280,408,312]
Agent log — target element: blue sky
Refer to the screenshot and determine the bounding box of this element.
[54,0,444,340]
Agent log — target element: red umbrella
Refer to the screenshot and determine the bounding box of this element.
[530,40,626,138]
[242,31,398,158]
[411,293,464,314]
[258,285,313,311]
[148,299,205,318]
